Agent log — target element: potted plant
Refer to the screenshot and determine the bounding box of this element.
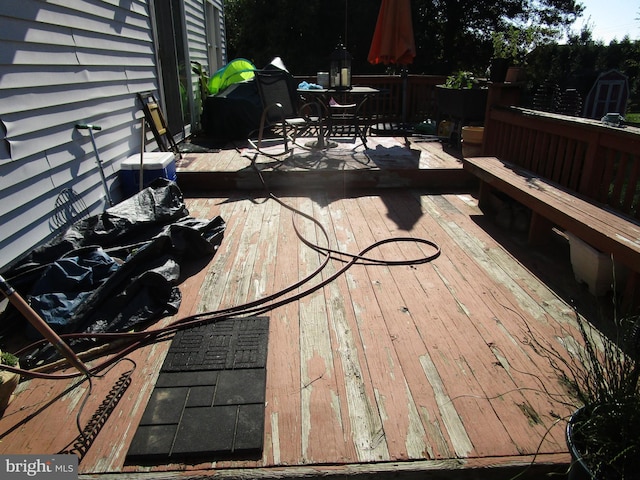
[0,350,20,413]
[436,71,488,122]
[490,31,513,82]
[528,308,640,479]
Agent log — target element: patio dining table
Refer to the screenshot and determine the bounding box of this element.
[298,86,381,148]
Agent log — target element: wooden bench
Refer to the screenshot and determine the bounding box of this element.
[464,156,640,274]
[464,157,640,267]
[461,103,640,301]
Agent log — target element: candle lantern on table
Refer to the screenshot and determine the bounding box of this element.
[330,43,352,90]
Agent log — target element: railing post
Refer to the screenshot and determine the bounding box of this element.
[578,131,601,197]
[483,83,522,155]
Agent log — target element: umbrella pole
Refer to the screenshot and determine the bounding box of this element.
[401,67,408,126]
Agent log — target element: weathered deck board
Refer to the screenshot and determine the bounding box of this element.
[331,194,428,462]
[264,197,303,467]
[413,194,571,449]
[0,162,592,479]
[356,194,519,457]
[334,194,455,460]
[318,196,394,463]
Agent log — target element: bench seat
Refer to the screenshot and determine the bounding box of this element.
[463,156,640,273]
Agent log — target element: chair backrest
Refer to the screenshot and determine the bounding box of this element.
[254,69,299,122]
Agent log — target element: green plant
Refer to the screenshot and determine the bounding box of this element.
[492,30,516,60]
[0,351,18,386]
[443,71,479,89]
[191,61,211,99]
[527,308,640,478]
[625,113,640,124]
[0,352,18,367]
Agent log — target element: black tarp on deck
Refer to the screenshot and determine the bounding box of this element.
[1,179,225,364]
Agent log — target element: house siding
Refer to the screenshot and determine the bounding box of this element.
[213,0,227,67]
[0,0,158,270]
[185,0,209,68]
[0,0,227,271]
[184,0,226,129]
[185,0,208,129]
[185,0,226,74]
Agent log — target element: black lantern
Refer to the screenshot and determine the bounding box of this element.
[330,43,352,90]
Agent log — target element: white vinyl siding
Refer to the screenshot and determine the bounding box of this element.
[184,0,226,129]
[184,0,226,76]
[0,0,158,270]
[208,1,226,71]
[185,0,207,128]
[186,0,209,67]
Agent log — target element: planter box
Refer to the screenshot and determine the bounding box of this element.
[566,232,628,296]
[435,85,488,121]
[461,126,484,157]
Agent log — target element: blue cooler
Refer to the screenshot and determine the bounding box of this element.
[120,152,177,196]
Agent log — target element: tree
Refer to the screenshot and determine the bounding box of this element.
[223,0,379,75]
[410,0,584,73]
[223,0,584,76]
[525,37,640,113]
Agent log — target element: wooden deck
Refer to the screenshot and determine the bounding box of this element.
[175,135,474,193]
[0,136,601,479]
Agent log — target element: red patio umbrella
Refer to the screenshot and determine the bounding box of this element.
[368,0,416,66]
[368,0,416,129]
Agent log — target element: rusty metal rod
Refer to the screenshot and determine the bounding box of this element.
[0,275,92,377]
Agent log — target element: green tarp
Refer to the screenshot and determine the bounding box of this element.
[208,58,256,95]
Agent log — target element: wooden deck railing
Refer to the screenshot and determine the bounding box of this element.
[296,74,447,124]
[353,74,447,123]
[483,105,640,220]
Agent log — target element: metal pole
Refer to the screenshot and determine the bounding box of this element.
[139,118,146,192]
[344,0,348,46]
[402,68,408,125]
[0,275,92,377]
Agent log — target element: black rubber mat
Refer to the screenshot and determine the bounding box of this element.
[126,317,269,463]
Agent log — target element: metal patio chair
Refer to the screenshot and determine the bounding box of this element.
[250,69,324,156]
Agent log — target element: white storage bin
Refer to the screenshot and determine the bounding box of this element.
[566,232,628,296]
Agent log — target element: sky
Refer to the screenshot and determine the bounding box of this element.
[571,0,640,43]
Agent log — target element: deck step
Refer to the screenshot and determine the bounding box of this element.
[174,135,474,194]
[177,168,474,194]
